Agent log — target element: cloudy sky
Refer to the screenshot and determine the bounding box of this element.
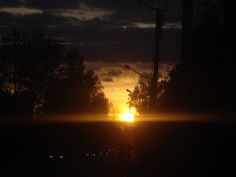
[0,0,182,113]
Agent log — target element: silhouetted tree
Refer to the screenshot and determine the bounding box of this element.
[0,31,63,117]
[0,31,109,118]
[158,1,235,113]
[44,49,109,114]
[128,75,150,113]
[127,73,167,113]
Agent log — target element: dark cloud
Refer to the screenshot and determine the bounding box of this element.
[27,0,78,9]
[106,68,123,77]
[0,0,79,9]
[0,11,69,32]
[101,77,113,82]
[0,0,182,63]
[88,65,124,82]
[0,0,21,7]
[96,66,124,82]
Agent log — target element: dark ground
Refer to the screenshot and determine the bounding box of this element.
[0,120,235,177]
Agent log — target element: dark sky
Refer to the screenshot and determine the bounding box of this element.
[0,0,182,63]
[0,0,224,113]
[0,0,183,111]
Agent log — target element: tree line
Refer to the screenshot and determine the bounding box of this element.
[0,31,109,118]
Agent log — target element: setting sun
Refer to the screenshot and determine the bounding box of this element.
[119,108,137,122]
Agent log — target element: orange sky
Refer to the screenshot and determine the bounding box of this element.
[101,68,139,114]
[85,61,175,115]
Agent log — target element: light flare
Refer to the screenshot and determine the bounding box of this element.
[119,108,138,122]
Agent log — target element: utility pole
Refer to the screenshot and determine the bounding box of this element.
[139,0,168,112]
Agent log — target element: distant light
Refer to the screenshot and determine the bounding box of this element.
[122,25,128,29]
[93,153,96,157]
[59,155,63,159]
[86,153,89,156]
[49,155,53,158]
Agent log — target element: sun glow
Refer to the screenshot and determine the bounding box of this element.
[119,108,137,122]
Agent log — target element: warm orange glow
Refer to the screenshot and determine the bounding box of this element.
[119,108,137,122]
[120,111,135,122]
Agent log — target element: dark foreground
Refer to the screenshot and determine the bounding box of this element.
[0,120,235,177]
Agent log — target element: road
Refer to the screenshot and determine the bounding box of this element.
[0,119,235,177]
